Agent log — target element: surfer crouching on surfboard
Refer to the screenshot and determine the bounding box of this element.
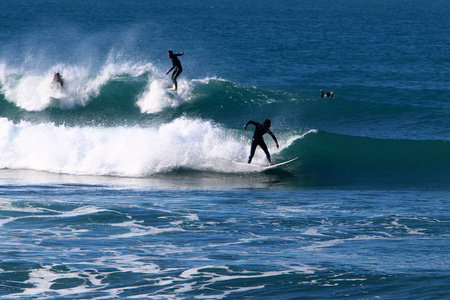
[243,119,279,166]
[165,50,184,91]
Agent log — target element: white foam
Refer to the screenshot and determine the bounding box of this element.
[57,205,112,218]
[95,254,161,274]
[136,76,242,115]
[136,77,192,114]
[20,265,102,297]
[0,216,16,227]
[331,278,367,282]
[0,200,54,214]
[191,76,229,84]
[301,239,344,251]
[108,224,184,239]
[179,265,212,279]
[0,117,278,176]
[185,213,199,221]
[0,60,153,111]
[300,228,327,236]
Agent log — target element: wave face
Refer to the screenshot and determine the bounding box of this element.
[0,0,449,189]
[1,69,450,188]
[291,131,450,187]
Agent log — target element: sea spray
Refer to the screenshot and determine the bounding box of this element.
[0,59,155,111]
[0,117,277,176]
[137,77,193,114]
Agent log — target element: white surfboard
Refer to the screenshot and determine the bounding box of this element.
[263,157,298,170]
[165,89,177,96]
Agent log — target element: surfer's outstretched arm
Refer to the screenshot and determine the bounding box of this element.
[243,120,258,130]
[268,130,279,149]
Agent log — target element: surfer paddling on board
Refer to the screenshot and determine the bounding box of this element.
[243,119,279,166]
[320,90,333,98]
[165,50,184,91]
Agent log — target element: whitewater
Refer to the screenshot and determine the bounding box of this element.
[0,116,306,176]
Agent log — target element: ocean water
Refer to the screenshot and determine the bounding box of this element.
[0,0,449,299]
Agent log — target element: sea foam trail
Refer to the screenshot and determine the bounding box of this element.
[0,117,289,176]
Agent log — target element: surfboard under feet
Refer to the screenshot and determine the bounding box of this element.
[263,157,298,170]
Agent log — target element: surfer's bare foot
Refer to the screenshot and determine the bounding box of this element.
[268,162,274,166]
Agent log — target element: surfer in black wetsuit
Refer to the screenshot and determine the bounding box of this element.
[320,90,333,98]
[243,119,279,166]
[53,72,64,87]
[165,50,184,91]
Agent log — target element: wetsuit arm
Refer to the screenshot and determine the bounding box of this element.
[166,54,184,74]
[268,130,279,147]
[245,120,258,127]
[165,66,174,75]
[243,120,258,130]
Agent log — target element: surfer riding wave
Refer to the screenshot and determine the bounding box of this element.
[165,50,184,91]
[243,119,279,166]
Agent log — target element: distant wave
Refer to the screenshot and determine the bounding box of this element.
[0,71,294,128]
[3,66,446,133]
[0,60,155,112]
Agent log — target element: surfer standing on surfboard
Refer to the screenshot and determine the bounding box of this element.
[243,119,279,166]
[165,50,184,91]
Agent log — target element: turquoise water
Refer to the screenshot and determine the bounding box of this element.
[0,0,449,299]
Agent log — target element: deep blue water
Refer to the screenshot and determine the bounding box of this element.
[0,0,449,299]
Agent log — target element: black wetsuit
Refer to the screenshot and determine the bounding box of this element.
[245,120,278,164]
[168,54,183,89]
[321,91,333,98]
[53,77,63,87]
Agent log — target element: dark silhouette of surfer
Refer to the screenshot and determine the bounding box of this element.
[53,73,64,87]
[243,119,279,166]
[320,90,333,98]
[165,50,184,91]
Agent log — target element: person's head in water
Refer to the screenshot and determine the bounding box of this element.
[263,119,271,129]
[167,50,173,58]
